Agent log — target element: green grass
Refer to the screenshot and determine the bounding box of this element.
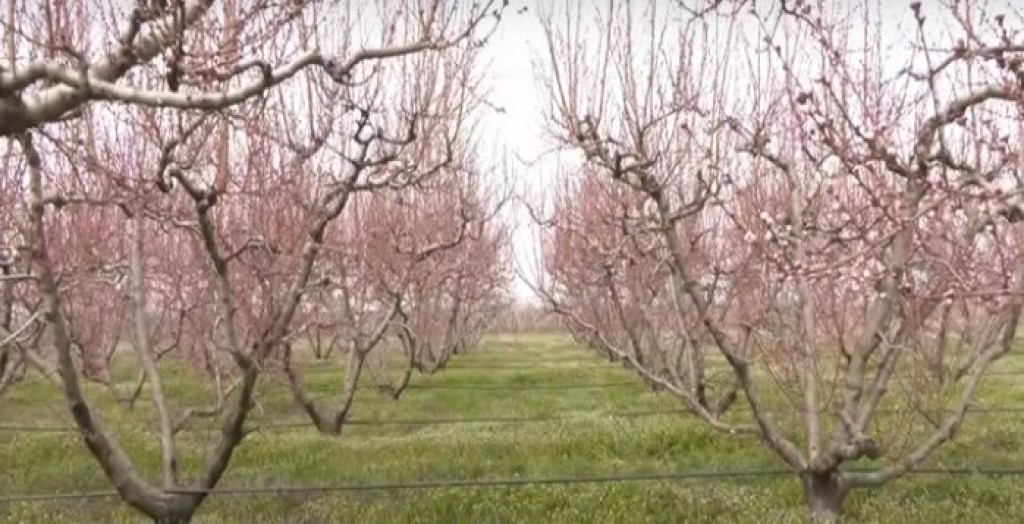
[3,334,1024,522]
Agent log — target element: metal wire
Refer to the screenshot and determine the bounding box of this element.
[396,381,638,390]
[3,405,1024,433]
[3,466,1024,504]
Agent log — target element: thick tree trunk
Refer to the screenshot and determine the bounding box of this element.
[152,512,194,524]
[802,471,846,522]
[152,513,195,524]
[144,486,209,522]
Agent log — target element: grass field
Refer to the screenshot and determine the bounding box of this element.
[3,334,1024,523]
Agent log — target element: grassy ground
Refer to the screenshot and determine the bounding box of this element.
[2,333,1024,523]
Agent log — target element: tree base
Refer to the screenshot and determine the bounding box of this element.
[802,471,846,522]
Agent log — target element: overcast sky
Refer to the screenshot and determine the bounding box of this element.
[477,4,564,305]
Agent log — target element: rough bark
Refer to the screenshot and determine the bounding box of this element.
[802,471,847,522]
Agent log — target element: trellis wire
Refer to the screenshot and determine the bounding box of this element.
[4,466,1024,504]
[3,405,1024,433]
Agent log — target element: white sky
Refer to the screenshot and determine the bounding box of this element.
[477,2,568,305]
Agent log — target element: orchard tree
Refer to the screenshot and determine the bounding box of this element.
[275,36,512,430]
[372,174,513,398]
[0,1,508,522]
[283,147,513,430]
[0,139,33,398]
[536,0,1024,519]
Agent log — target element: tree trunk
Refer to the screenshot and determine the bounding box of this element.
[145,493,204,524]
[802,471,846,522]
[308,329,324,360]
[153,515,193,524]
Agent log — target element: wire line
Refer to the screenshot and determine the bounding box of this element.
[3,467,1024,504]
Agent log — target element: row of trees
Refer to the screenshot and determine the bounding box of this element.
[0,1,511,522]
[488,303,562,333]
[5,0,1024,521]
[535,0,1024,519]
